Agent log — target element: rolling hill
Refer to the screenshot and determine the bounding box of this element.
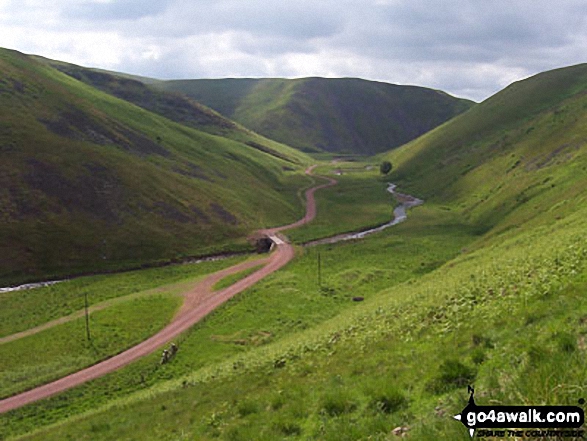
[0,48,312,285]
[155,77,475,155]
[384,63,587,239]
[3,57,587,441]
[32,56,310,165]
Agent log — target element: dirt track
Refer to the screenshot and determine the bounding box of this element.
[0,165,337,414]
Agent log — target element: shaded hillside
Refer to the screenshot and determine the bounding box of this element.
[156,77,474,155]
[385,63,587,238]
[32,57,309,165]
[0,48,311,285]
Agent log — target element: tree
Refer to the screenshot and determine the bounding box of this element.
[380,161,392,175]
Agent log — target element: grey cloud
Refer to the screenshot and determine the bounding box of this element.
[4,0,587,101]
[101,0,346,41]
[335,1,584,62]
[66,0,173,21]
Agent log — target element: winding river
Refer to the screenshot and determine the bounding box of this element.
[0,183,422,293]
[305,183,423,246]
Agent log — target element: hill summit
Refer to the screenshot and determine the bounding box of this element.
[155,77,474,155]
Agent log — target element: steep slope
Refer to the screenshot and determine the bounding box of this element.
[156,77,474,155]
[5,65,587,441]
[0,48,311,285]
[32,57,309,165]
[385,63,587,238]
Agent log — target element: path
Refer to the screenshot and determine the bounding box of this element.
[0,165,337,414]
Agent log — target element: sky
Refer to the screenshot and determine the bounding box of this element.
[1,0,586,102]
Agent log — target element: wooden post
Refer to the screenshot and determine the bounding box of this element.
[318,251,322,289]
[84,291,91,341]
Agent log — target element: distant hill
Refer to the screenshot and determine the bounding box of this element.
[33,57,309,165]
[385,63,587,238]
[155,78,475,155]
[0,48,311,284]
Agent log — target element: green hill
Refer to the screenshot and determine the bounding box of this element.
[0,48,312,285]
[155,77,475,155]
[3,63,587,441]
[384,63,587,239]
[32,57,310,165]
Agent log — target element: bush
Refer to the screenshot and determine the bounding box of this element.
[369,387,407,414]
[380,161,392,175]
[321,390,357,416]
[426,359,476,394]
[237,399,259,417]
[274,418,302,436]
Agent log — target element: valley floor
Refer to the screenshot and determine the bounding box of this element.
[2,160,586,441]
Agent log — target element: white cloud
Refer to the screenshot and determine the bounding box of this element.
[1,0,587,101]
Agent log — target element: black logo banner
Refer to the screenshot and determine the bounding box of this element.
[454,386,585,438]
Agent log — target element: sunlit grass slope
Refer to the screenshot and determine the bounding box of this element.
[0,48,312,285]
[3,64,587,441]
[33,57,310,166]
[157,77,474,155]
[385,63,587,239]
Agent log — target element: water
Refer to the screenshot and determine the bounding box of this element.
[305,183,423,246]
[0,185,422,292]
[0,281,63,293]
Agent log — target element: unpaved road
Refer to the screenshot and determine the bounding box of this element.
[0,165,337,414]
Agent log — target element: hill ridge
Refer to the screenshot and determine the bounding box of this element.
[0,48,311,284]
[155,77,475,154]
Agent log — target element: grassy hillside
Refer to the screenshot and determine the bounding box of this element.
[3,64,587,441]
[4,160,586,440]
[384,63,587,239]
[156,77,474,155]
[32,57,310,166]
[0,48,312,285]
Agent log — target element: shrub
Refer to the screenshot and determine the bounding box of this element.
[321,390,357,416]
[369,387,407,414]
[237,399,259,417]
[426,359,476,394]
[380,161,392,175]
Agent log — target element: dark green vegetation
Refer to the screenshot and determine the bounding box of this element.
[0,48,313,285]
[380,160,392,175]
[3,60,587,441]
[155,77,474,155]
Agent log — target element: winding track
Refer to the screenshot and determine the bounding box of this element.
[0,165,337,414]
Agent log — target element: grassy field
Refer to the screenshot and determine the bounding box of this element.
[0,294,181,399]
[1,194,477,439]
[4,194,586,440]
[0,255,250,338]
[0,255,260,398]
[212,264,266,292]
[286,162,400,243]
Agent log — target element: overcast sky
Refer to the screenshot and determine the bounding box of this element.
[1,0,586,102]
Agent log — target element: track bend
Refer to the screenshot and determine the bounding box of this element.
[0,165,336,414]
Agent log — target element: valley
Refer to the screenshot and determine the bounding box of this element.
[1,49,586,440]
